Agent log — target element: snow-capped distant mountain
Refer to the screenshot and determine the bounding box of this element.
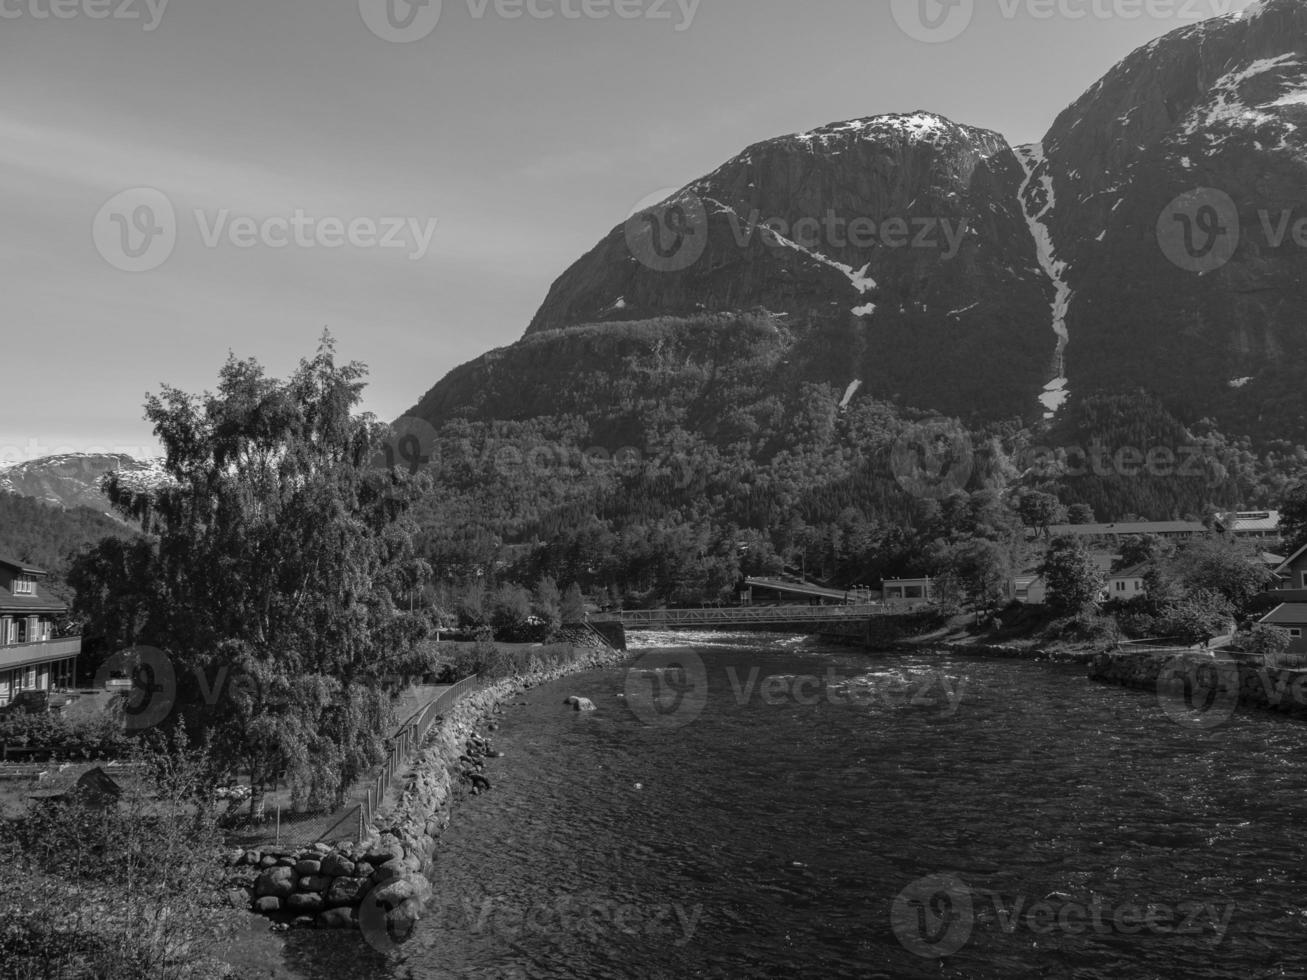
[0,453,165,515]
[413,0,1307,443]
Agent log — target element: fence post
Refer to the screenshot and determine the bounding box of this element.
[276,804,281,847]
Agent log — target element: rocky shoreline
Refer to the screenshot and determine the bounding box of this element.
[218,640,626,942]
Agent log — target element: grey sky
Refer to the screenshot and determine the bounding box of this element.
[0,0,1258,459]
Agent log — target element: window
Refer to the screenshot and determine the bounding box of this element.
[1289,629,1303,639]
[1116,582,1126,592]
[12,576,34,596]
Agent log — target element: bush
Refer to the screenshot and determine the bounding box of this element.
[1046,613,1122,646]
[0,735,239,979]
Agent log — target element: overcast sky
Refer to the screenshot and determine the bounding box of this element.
[0,0,1259,460]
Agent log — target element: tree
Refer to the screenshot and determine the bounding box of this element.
[934,539,1012,614]
[71,337,428,816]
[1114,534,1172,573]
[1246,623,1292,663]
[561,583,586,624]
[490,583,532,631]
[1161,589,1234,646]
[1167,539,1275,614]
[1017,490,1067,539]
[1066,503,1096,525]
[1279,482,1307,554]
[1039,535,1105,614]
[532,576,563,631]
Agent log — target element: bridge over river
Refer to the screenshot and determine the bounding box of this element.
[591,602,890,631]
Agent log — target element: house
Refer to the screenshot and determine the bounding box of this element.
[881,578,933,605]
[1258,603,1307,655]
[1041,521,1206,543]
[1271,544,1307,592]
[0,556,80,708]
[1013,574,1048,605]
[1106,563,1149,600]
[1014,552,1115,605]
[1042,512,1281,546]
[1216,511,1282,540]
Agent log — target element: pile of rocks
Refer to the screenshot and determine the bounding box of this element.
[224,838,431,932]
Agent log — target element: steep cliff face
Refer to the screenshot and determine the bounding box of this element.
[1036,0,1307,429]
[522,112,1058,420]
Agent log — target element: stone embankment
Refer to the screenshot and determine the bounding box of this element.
[220,639,624,937]
[1089,652,1307,718]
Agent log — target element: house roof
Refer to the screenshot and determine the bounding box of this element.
[0,584,66,615]
[1259,603,1307,627]
[1046,521,1206,538]
[0,555,50,576]
[27,765,122,802]
[1220,511,1281,534]
[745,577,857,601]
[1108,563,1150,580]
[1275,544,1307,576]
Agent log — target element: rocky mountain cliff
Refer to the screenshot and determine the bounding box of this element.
[413,0,1307,443]
[1032,0,1307,434]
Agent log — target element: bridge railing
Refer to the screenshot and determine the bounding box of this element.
[595,603,888,628]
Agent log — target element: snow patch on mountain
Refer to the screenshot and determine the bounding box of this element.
[1182,54,1304,146]
[1015,143,1072,418]
[760,224,877,312]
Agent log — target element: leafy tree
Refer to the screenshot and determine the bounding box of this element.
[935,539,1012,613]
[1279,482,1307,554]
[1246,623,1292,662]
[532,576,563,631]
[1018,490,1067,538]
[70,337,427,815]
[1161,589,1235,646]
[1166,539,1275,614]
[490,583,532,631]
[561,583,586,624]
[1114,534,1172,572]
[1039,535,1105,614]
[1066,503,1097,525]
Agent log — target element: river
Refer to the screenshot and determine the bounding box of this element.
[265,632,1307,979]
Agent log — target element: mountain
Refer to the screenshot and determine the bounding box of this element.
[415,0,1307,444]
[395,1,1307,595]
[1032,0,1307,436]
[0,454,165,516]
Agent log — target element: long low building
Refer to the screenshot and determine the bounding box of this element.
[0,555,80,707]
[1043,511,1281,543]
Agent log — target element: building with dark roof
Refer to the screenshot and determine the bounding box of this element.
[0,555,80,708]
[1258,603,1307,654]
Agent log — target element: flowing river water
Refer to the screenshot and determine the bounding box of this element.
[264,633,1307,979]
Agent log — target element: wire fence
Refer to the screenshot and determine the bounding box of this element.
[218,674,486,850]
